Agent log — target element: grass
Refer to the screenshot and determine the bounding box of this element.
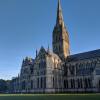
[0,94,100,100]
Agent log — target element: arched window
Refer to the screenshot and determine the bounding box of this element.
[64,80,68,89]
[59,36,60,41]
[84,78,88,89]
[77,79,80,88]
[71,79,73,88]
[44,77,46,88]
[88,78,92,88]
[64,80,66,88]
[55,36,57,42]
[37,78,39,88]
[80,79,83,88]
[31,80,33,89]
[66,80,68,89]
[40,77,43,88]
[73,79,75,88]
[53,77,54,88]
[99,80,100,88]
[30,66,33,74]
[22,81,25,90]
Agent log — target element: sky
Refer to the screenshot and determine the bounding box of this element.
[0,0,100,80]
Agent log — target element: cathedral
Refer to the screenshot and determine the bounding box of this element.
[11,0,100,93]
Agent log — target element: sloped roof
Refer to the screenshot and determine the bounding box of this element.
[37,46,47,56]
[67,49,100,62]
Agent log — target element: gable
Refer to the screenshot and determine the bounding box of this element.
[36,47,47,60]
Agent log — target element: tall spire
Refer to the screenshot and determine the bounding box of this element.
[56,0,64,26]
[52,0,70,60]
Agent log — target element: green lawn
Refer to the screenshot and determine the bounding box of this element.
[0,94,100,100]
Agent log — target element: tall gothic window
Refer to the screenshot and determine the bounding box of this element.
[72,79,75,89]
[37,78,39,88]
[53,77,54,88]
[64,80,66,88]
[77,79,80,88]
[31,80,33,89]
[66,80,68,89]
[84,78,88,89]
[41,77,43,88]
[71,79,75,89]
[30,66,33,74]
[64,80,68,89]
[44,77,46,88]
[88,78,92,88]
[80,79,83,88]
[99,80,100,88]
[22,81,25,90]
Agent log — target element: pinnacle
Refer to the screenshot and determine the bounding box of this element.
[56,0,64,26]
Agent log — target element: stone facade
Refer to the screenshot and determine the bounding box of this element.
[63,50,100,92]
[11,0,100,93]
[12,47,63,93]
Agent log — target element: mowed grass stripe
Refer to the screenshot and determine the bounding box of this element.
[0,94,100,100]
[0,93,100,96]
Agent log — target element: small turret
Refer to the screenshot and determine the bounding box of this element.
[36,49,38,57]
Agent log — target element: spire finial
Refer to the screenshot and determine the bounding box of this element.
[58,0,61,10]
[47,44,50,53]
[56,0,64,25]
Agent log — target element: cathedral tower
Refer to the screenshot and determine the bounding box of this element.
[52,0,70,60]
